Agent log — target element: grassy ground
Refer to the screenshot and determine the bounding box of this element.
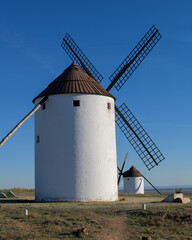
[0,189,191,239]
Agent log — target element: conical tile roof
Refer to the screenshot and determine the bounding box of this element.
[33,62,115,102]
[123,166,143,177]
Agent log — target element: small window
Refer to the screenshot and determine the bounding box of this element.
[107,102,111,109]
[73,100,80,107]
[36,136,40,143]
[41,103,46,110]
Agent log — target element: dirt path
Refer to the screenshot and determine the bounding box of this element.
[95,214,128,240]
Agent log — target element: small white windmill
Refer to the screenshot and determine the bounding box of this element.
[118,153,162,195]
[123,166,144,194]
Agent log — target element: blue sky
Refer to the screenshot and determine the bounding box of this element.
[0,0,192,188]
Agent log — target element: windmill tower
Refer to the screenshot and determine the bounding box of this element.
[123,166,144,194]
[0,25,165,202]
[33,62,118,201]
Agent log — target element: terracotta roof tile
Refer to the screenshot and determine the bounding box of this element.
[33,62,115,102]
[123,166,143,177]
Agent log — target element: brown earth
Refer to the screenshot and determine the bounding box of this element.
[0,189,191,240]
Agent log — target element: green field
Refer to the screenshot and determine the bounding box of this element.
[0,189,191,239]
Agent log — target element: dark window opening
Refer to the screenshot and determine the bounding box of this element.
[107,102,111,109]
[73,100,80,107]
[36,136,40,143]
[41,103,46,110]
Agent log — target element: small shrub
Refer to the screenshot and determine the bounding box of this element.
[72,228,88,238]
[119,198,125,201]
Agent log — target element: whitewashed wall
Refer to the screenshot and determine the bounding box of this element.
[123,176,144,194]
[34,94,118,201]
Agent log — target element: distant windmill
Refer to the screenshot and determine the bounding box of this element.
[118,160,162,195]
[0,26,165,201]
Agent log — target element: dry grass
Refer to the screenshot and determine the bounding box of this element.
[0,189,191,239]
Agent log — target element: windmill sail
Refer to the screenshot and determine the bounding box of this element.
[61,33,103,83]
[118,152,128,185]
[115,103,165,170]
[0,96,47,148]
[61,31,165,171]
[107,26,162,91]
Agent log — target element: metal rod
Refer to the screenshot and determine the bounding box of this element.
[0,96,47,148]
[117,165,122,185]
[117,152,128,185]
[142,175,162,195]
[120,152,128,173]
[117,166,121,172]
[118,172,122,186]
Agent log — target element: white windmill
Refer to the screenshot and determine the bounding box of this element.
[123,166,144,194]
[0,26,165,201]
[118,154,162,195]
[33,62,118,201]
